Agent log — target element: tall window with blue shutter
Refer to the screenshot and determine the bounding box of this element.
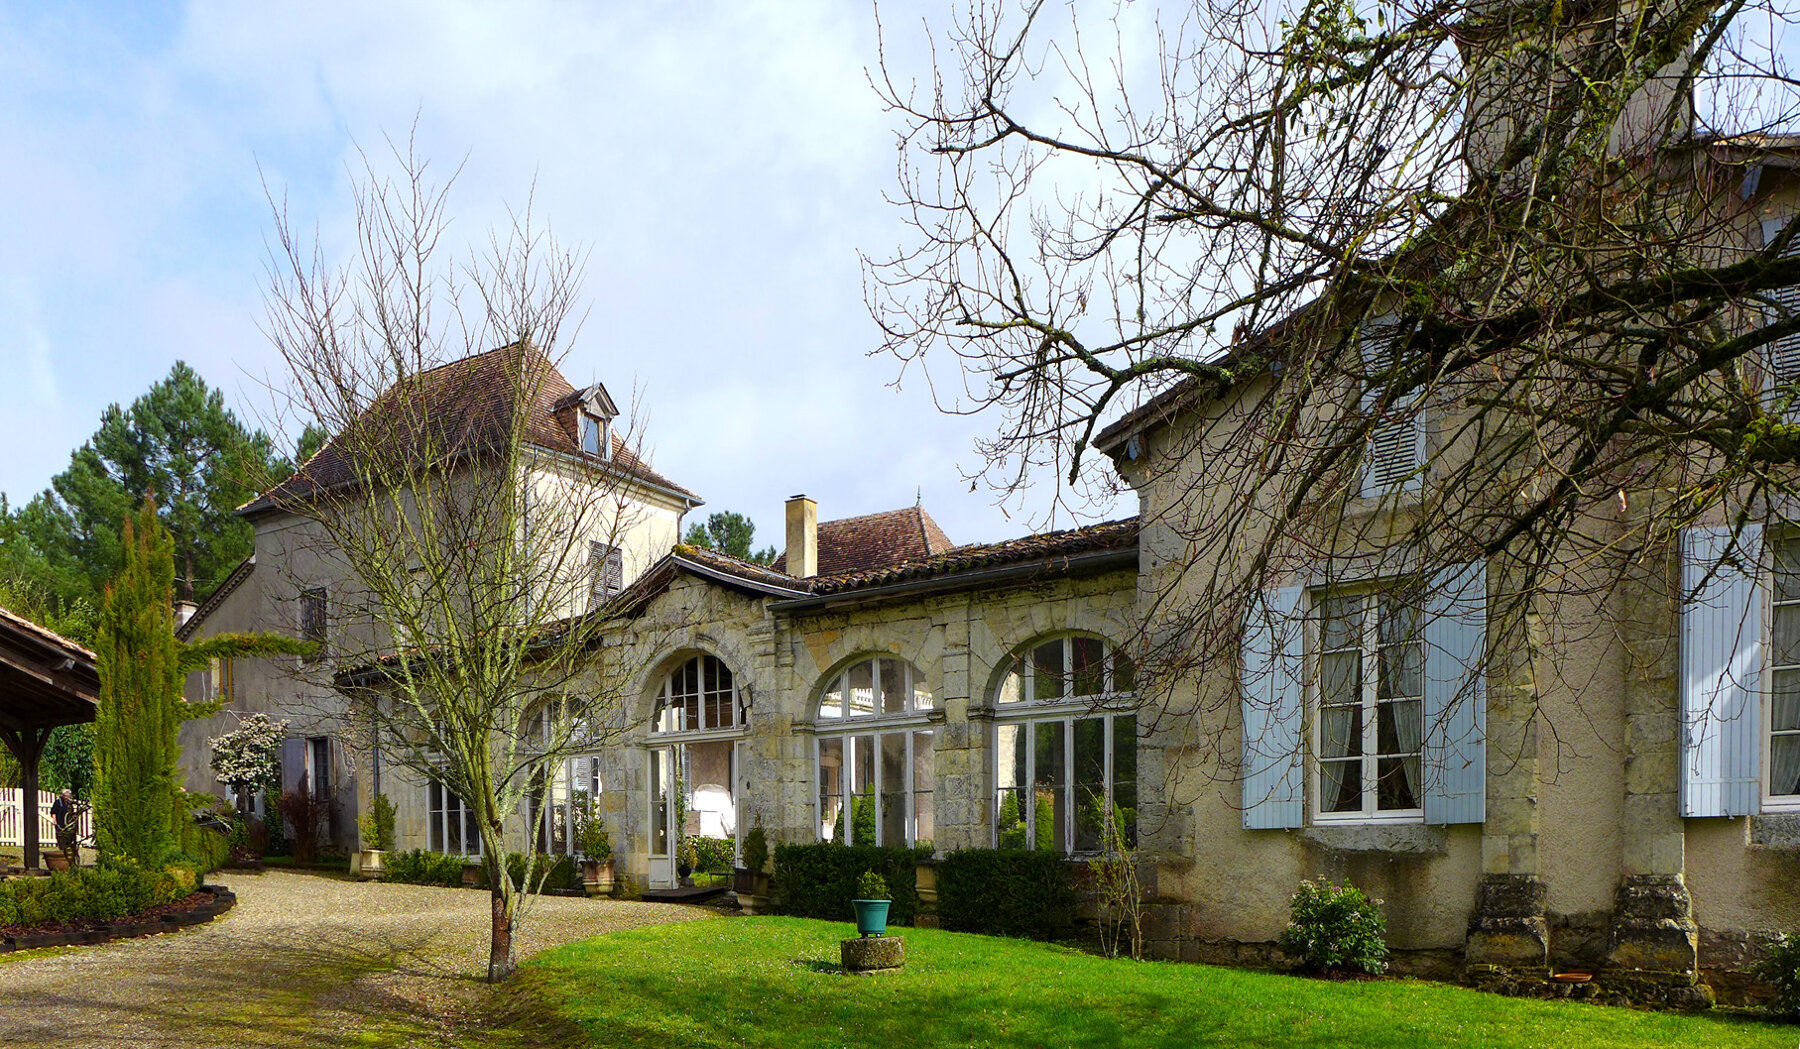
[1679,524,1800,816]
[1359,316,1426,497]
[1240,561,1487,829]
[1760,217,1800,418]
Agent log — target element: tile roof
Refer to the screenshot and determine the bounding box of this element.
[772,505,956,577]
[803,518,1139,596]
[239,344,699,517]
[0,605,97,662]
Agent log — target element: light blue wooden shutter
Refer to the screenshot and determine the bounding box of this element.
[1359,318,1425,496]
[1421,560,1488,824]
[1242,585,1305,829]
[1761,218,1800,421]
[1681,525,1763,817]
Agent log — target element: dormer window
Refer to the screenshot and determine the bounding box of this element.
[580,413,609,458]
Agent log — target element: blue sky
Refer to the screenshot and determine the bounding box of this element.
[0,1,1102,551]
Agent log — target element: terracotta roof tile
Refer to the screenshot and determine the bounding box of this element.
[0,605,98,663]
[805,518,1138,595]
[772,506,956,576]
[240,344,699,516]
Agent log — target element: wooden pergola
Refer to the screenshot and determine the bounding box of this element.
[0,607,98,871]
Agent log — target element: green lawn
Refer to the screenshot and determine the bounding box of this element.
[521,917,1790,1049]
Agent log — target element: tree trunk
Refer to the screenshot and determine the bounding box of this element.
[488,873,517,981]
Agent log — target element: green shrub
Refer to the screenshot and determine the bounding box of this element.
[0,860,189,929]
[1279,879,1390,975]
[381,849,468,888]
[773,843,928,926]
[856,871,890,900]
[358,794,397,852]
[495,852,581,892]
[1755,933,1800,1022]
[937,849,1078,940]
[689,836,735,874]
[742,821,769,873]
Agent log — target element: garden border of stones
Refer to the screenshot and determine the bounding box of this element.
[0,884,237,952]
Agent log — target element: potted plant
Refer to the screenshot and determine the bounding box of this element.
[676,836,698,887]
[577,804,614,896]
[734,820,770,901]
[853,870,891,937]
[355,793,396,880]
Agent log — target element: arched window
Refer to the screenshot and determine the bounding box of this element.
[816,656,935,849]
[991,634,1138,854]
[653,654,743,734]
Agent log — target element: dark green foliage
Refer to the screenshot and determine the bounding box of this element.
[262,787,287,856]
[856,871,889,900]
[177,815,230,875]
[773,843,928,926]
[2,362,292,606]
[93,497,183,868]
[0,860,186,930]
[1280,880,1390,975]
[681,511,777,565]
[830,795,877,845]
[937,849,1078,940]
[688,835,734,874]
[381,849,468,887]
[1754,933,1800,1022]
[741,821,769,873]
[495,852,582,892]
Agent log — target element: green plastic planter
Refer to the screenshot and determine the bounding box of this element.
[852,899,890,937]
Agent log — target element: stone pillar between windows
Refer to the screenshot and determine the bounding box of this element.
[1606,546,1702,1000]
[1465,559,1548,983]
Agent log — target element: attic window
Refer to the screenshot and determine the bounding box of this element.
[580,413,609,459]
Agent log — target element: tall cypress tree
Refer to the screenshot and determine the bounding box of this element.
[92,496,182,866]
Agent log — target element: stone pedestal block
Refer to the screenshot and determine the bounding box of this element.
[842,935,905,972]
[1605,874,1698,980]
[1464,873,1549,976]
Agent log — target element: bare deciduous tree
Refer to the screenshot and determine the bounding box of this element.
[260,140,647,981]
[868,0,1800,760]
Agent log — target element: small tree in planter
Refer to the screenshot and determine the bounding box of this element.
[735,820,770,899]
[853,870,891,937]
[575,803,613,896]
[355,793,396,878]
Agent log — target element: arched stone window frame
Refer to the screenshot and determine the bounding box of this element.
[989,632,1139,854]
[643,651,748,883]
[811,654,940,850]
[650,652,747,740]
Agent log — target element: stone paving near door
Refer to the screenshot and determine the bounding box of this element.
[0,870,714,1048]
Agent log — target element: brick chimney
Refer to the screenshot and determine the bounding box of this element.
[785,494,818,578]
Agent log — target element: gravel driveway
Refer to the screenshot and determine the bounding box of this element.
[0,870,712,1048]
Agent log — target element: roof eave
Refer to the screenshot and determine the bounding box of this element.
[769,545,1138,614]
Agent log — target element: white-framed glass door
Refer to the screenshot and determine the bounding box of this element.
[647,740,741,889]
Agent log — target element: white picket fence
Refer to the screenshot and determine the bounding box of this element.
[0,788,93,849]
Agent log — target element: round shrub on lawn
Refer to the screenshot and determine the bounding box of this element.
[1279,879,1390,975]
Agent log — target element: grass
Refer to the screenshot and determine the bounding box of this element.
[521,917,1792,1049]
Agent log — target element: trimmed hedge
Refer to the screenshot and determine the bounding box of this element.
[937,849,1078,941]
[0,860,190,928]
[381,849,467,887]
[774,843,929,926]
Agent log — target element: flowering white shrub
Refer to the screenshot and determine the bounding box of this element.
[208,713,288,792]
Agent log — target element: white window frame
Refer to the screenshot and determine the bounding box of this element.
[427,777,482,857]
[1765,532,1800,812]
[1309,586,1425,825]
[816,656,935,720]
[992,634,1134,709]
[526,754,604,856]
[651,654,745,740]
[815,727,935,849]
[991,711,1136,854]
[580,412,610,459]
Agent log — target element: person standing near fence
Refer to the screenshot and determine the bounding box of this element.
[50,789,79,866]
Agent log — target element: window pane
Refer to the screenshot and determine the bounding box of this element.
[1379,642,1422,700]
[996,665,1024,705]
[1775,670,1800,731]
[996,723,1028,848]
[1379,594,1420,647]
[848,661,876,717]
[446,791,463,854]
[1377,756,1420,811]
[1776,606,1800,668]
[820,675,844,719]
[1072,638,1106,698]
[1321,651,1361,707]
[1034,721,1067,852]
[1377,698,1423,757]
[1321,759,1361,813]
[1112,649,1137,693]
[913,730,935,847]
[651,750,669,855]
[850,735,875,845]
[1319,704,1360,760]
[1320,594,1364,651]
[1034,641,1066,702]
[1074,718,1106,852]
[1778,539,1800,603]
[913,679,936,710]
[818,738,843,843]
[881,732,908,846]
[881,659,907,715]
[1772,736,1800,796]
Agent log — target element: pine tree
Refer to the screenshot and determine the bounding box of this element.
[91,496,183,867]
